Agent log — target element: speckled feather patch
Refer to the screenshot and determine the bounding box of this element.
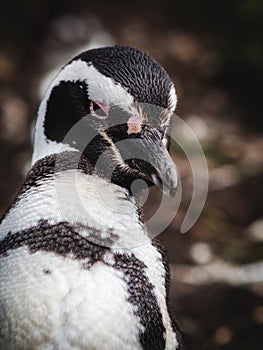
[0,220,168,349]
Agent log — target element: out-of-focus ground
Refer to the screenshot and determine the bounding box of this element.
[0,1,262,349]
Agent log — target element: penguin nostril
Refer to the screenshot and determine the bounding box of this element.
[151,173,162,188]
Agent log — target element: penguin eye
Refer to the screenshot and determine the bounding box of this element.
[90,100,110,119]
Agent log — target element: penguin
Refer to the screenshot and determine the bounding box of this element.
[0,46,184,350]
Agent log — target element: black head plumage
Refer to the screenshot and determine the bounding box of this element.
[73,45,174,108]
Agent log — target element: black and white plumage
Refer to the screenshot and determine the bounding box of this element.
[0,46,184,350]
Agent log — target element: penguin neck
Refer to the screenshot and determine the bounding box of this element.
[1,152,148,249]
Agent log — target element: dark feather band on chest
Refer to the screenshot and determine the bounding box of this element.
[0,219,167,349]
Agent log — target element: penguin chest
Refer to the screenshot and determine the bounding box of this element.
[0,248,143,350]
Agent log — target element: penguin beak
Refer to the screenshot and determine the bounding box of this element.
[117,128,178,198]
[148,143,178,197]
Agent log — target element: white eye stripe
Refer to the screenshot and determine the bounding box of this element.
[168,84,177,111]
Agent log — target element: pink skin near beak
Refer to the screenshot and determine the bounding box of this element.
[127,116,142,135]
[90,100,110,119]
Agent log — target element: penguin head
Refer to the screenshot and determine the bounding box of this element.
[33,46,178,196]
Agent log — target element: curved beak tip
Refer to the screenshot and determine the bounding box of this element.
[163,181,177,198]
[168,186,177,198]
[151,172,178,198]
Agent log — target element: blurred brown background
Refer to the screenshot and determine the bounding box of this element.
[0,1,262,349]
